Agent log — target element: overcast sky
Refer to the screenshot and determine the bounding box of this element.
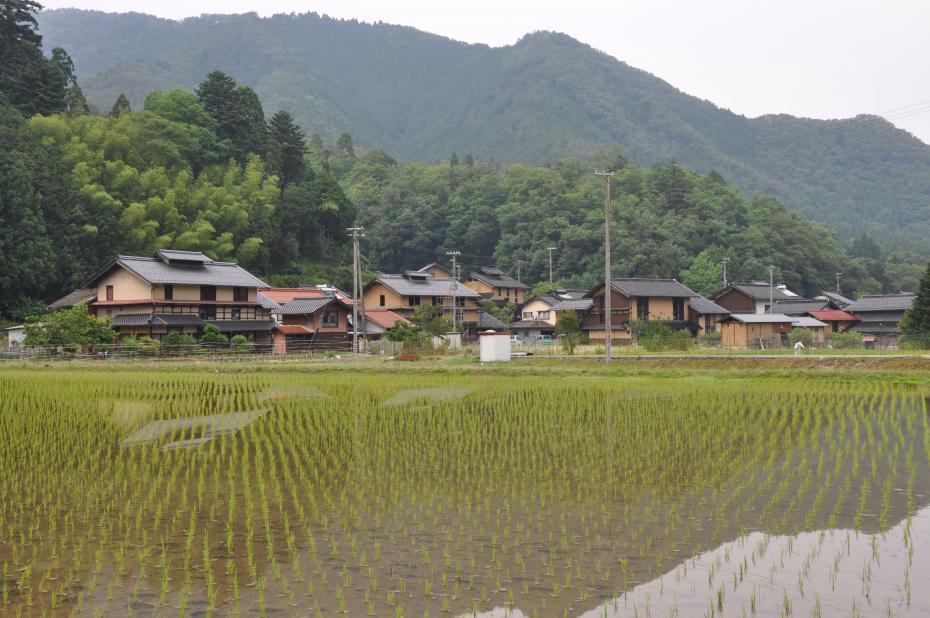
[42,0,930,143]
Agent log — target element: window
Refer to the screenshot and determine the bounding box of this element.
[164,284,173,300]
[106,285,114,301]
[199,306,216,320]
[408,296,421,307]
[538,311,550,320]
[322,310,338,328]
[200,285,216,301]
[672,298,685,321]
[505,288,510,297]
[232,308,240,321]
[233,287,248,302]
[523,311,533,319]
[379,295,386,307]
[636,297,650,320]
[432,296,443,306]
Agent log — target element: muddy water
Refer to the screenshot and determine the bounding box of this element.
[4,376,929,617]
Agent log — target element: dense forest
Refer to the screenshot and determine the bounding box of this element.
[0,1,924,322]
[37,9,930,254]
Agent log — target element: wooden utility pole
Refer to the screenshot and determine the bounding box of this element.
[547,247,557,285]
[516,259,525,283]
[595,170,615,362]
[768,265,775,313]
[348,227,366,353]
[835,272,842,294]
[721,257,731,288]
[446,250,460,331]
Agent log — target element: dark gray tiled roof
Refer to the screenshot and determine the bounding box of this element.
[207,320,275,333]
[257,293,281,311]
[771,300,830,315]
[550,299,594,311]
[720,313,794,324]
[851,322,901,335]
[48,288,97,310]
[277,297,335,315]
[846,294,915,312]
[109,314,152,327]
[818,291,853,307]
[153,314,204,326]
[478,311,509,330]
[374,274,481,298]
[689,296,729,315]
[508,319,556,330]
[156,249,213,264]
[727,283,802,301]
[610,278,696,298]
[90,254,267,288]
[467,267,527,290]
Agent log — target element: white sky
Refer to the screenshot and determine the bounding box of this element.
[41,0,930,143]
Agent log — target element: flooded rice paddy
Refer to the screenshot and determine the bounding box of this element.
[0,368,928,616]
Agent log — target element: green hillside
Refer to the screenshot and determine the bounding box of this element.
[33,9,930,254]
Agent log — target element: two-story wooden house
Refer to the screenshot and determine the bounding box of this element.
[84,249,273,342]
[363,271,482,329]
[581,278,698,344]
[463,267,528,306]
[712,282,804,314]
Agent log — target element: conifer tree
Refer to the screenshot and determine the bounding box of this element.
[109,93,132,116]
[267,110,307,194]
[900,261,930,346]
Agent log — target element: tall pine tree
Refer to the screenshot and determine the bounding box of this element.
[900,261,930,347]
[267,110,307,195]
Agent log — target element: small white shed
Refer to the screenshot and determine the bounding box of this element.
[4,325,25,347]
[479,330,511,362]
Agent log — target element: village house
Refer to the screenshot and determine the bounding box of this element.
[791,316,830,345]
[272,296,352,353]
[360,308,414,338]
[807,309,858,334]
[581,278,698,344]
[718,313,795,348]
[463,266,528,305]
[415,262,452,280]
[363,271,482,330]
[510,290,589,342]
[712,282,803,314]
[846,293,916,347]
[81,249,273,343]
[688,296,730,336]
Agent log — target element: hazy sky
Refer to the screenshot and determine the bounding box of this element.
[41,0,930,143]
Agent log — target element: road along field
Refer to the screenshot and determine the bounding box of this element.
[0,365,928,616]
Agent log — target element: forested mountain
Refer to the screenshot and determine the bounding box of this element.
[37,9,930,254]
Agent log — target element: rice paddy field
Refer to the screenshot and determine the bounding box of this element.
[1,362,929,617]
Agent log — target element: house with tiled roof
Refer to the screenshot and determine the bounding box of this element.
[581,278,699,344]
[846,293,916,347]
[712,282,804,314]
[463,266,528,305]
[363,271,482,331]
[82,249,274,343]
[688,296,730,336]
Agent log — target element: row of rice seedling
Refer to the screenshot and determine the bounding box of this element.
[0,368,926,616]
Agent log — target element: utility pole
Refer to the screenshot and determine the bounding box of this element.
[348,227,364,353]
[721,257,731,288]
[767,265,775,313]
[446,250,460,331]
[516,259,525,283]
[835,272,842,294]
[547,247,557,285]
[595,169,616,362]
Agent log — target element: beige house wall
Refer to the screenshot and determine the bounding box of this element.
[365,283,405,311]
[465,280,492,296]
[422,265,450,280]
[96,269,151,302]
[521,299,557,325]
[631,297,678,321]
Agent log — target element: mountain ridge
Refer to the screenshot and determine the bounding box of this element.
[37,9,930,254]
